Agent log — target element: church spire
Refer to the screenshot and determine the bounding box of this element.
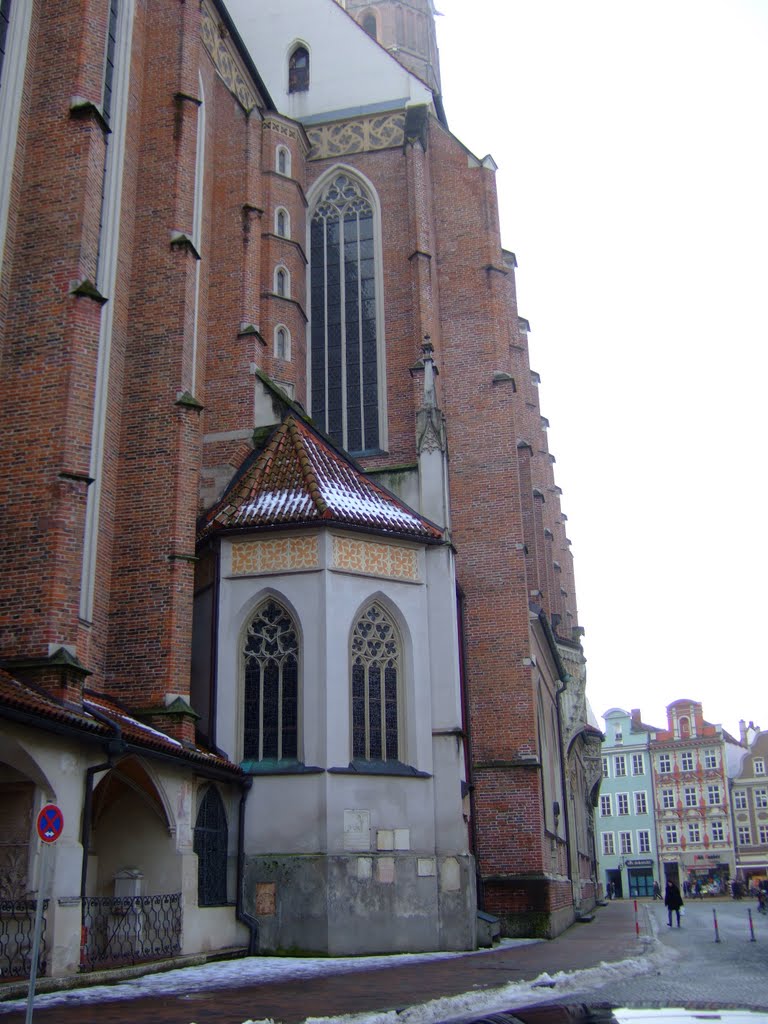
[344,1,442,96]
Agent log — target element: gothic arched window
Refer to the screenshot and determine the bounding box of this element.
[243,600,299,763]
[288,45,309,93]
[274,325,290,361]
[276,207,289,238]
[194,785,227,906]
[276,145,290,176]
[351,603,401,762]
[275,266,288,297]
[310,173,381,453]
[362,13,377,39]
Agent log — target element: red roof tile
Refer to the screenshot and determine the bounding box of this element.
[0,670,242,774]
[199,416,443,542]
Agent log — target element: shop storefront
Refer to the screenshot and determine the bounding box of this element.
[625,858,655,897]
[685,853,730,894]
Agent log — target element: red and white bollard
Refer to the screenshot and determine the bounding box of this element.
[634,899,640,938]
[748,908,756,942]
[713,908,721,942]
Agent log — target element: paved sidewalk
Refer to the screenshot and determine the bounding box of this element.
[0,901,652,1024]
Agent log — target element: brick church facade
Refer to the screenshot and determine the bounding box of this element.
[0,0,600,977]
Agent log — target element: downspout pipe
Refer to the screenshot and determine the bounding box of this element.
[554,674,575,896]
[236,776,259,955]
[80,703,126,901]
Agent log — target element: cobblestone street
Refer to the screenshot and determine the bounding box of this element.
[1,900,765,1024]
[575,898,768,1010]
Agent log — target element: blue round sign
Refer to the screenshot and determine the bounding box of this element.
[37,804,64,844]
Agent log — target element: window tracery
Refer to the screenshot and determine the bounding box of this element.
[243,600,299,762]
[351,603,400,762]
[310,172,380,453]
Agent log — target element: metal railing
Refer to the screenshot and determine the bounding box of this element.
[0,898,48,980]
[80,894,182,970]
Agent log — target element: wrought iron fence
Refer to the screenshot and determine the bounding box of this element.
[0,898,48,980]
[80,894,182,970]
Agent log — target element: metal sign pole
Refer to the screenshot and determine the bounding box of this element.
[25,841,50,1024]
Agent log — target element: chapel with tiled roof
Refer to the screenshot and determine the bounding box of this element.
[0,0,596,978]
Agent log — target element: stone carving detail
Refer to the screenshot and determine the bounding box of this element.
[333,537,419,581]
[231,536,319,575]
[201,2,258,113]
[307,113,405,160]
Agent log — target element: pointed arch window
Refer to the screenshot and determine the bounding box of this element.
[276,207,289,238]
[275,266,288,298]
[276,145,290,176]
[243,600,299,763]
[310,172,381,453]
[288,45,309,93]
[351,603,401,762]
[194,785,227,906]
[361,13,377,39]
[274,325,291,361]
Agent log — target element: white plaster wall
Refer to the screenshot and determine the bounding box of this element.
[244,773,327,852]
[183,904,248,955]
[425,545,462,729]
[0,724,88,903]
[224,0,433,121]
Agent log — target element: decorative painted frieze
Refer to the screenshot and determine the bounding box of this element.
[231,536,319,575]
[306,112,405,160]
[332,537,419,581]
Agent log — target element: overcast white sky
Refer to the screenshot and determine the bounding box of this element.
[434,0,768,739]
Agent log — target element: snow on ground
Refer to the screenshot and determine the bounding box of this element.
[0,937,667,1024]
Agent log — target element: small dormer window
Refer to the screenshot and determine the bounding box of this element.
[288,46,309,93]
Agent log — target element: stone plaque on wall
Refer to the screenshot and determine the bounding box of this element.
[344,809,371,851]
[377,857,395,884]
[255,882,276,916]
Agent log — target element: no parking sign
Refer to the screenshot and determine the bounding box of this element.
[36,804,63,843]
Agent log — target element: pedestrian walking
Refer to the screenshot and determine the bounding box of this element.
[653,880,662,901]
[665,880,684,927]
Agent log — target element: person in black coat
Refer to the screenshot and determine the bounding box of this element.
[665,880,684,926]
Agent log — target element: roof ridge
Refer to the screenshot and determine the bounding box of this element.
[286,417,330,517]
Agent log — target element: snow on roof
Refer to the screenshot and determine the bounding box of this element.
[199,415,443,543]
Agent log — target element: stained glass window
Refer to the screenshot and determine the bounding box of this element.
[243,600,298,762]
[194,786,227,906]
[351,604,400,762]
[288,46,309,93]
[310,173,380,453]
